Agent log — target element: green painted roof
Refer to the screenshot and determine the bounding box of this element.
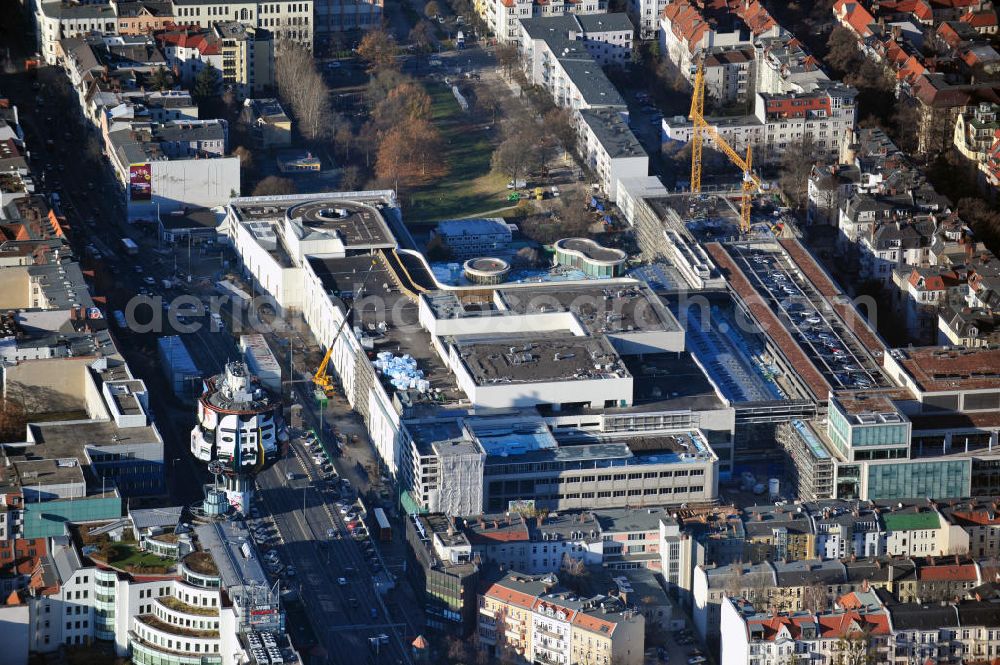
[883,511,939,532]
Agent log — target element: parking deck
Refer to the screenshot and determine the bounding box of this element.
[724,243,890,394]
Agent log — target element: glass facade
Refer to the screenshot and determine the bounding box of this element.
[23,497,123,538]
[131,640,222,665]
[865,460,971,499]
[851,424,909,447]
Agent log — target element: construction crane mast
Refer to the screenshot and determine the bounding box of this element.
[689,62,762,235]
[312,258,378,397]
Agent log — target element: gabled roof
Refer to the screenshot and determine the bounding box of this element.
[917,562,978,582]
[817,610,890,637]
[834,0,877,37]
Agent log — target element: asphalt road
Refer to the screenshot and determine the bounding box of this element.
[3,54,427,663]
[255,436,412,665]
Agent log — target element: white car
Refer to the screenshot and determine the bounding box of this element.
[338,577,348,586]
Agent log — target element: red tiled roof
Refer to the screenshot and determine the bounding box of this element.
[817,611,891,637]
[572,612,618,635]
[918,563,979,581]
[466,525,530,544]
[735,0,776,34]
[950,510,1000,526]
[961,9,999,29]
[746,615,819,641]
[155,29,221,56]
[833,0,877,37]
[662,0,711,54]
[914,0,934,21]
[485,582,540,610]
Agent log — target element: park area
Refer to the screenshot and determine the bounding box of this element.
[404,82,511,222]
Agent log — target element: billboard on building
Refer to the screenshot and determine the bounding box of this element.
[129,163,152,201]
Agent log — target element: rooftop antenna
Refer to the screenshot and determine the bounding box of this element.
[208,459,225,490]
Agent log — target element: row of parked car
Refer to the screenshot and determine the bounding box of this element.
[248,515,296,580]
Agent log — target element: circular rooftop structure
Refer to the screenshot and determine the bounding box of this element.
[463,257,511,285]
[553,238,627,277]
[287,199,369,224]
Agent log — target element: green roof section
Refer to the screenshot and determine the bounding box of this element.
[883,511,940,532]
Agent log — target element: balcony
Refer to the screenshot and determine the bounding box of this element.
[135,614,219,639]
[156,595,219,618]
[535,625,564,641]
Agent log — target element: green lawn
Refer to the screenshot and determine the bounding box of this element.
[106,543,175,571]
[404,82,515,223]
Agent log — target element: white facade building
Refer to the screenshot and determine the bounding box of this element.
[34,1,118,65]
[577,108,649,202]
[481,0,607,44]
[168,0,312,50]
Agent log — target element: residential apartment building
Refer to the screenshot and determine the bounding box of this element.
[577,108,649,202]
[659,0,781,79]
[954,102,1000,197]
[941,499,1000,558]
[168,0,312,50]
[627,0,668,39]
[34,1,118,65]
[517,15,646,201]
[702,46,755,108]
[720,590,892,665]
[464,512,605,574]
[808,501,884,559]
[115,0,176,35]
[156,23,275,98]
[312,0,383,50]
[742,504,816,563]
[478,571,645,665]
[891,265,966,344]
[214,22,275,97]
[480,0,608,44]
[722,582,1000,665]
[658,507,745,608]
[663,82,858,165]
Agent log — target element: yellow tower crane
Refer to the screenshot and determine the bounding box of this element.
[689,62,762,235]
[312,258,379,398]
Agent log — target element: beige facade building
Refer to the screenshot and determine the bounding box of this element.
[479,572,645,665]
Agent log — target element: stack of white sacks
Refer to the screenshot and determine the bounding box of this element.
[373,352,430,392]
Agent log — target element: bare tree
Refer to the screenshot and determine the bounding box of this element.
[375,118,446,189]
[495,43,520,79]
[274,40,337,142]
[544,107,577,154]
[424,0,442,19]
[409,20,436,53]
[835,631,877,665]
[252,176,297,196]
[778,136,816,210]
[801,581,830,614]
[357,29,400,73]
[0,395,27,443]
[560,552,590,595]
[475,84,501,124]
[372,81,432,129]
